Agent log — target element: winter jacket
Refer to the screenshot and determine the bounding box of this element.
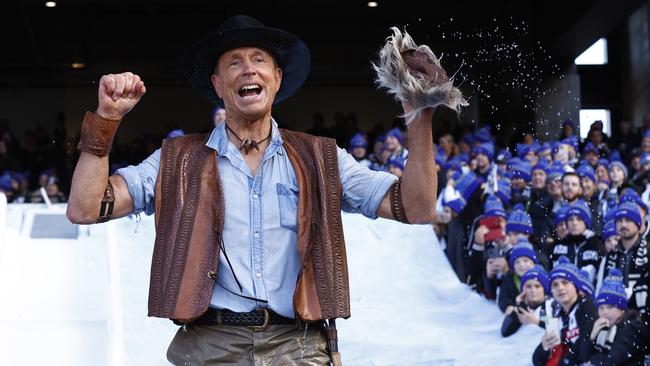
[595,237,649,317]
[529,188,555,254]
[551,232,606,282]
[501,299,547,337]
[498,272,520,313]
[578,312,647,366]
[532,296,597,366]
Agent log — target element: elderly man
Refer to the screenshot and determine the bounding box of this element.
[66,15,456,365]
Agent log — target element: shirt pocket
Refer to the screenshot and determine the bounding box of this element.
[276,182,299,232]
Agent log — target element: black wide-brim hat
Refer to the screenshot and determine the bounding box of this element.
[181,15,310,106]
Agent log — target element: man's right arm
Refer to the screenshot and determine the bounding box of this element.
[66,72,146,224]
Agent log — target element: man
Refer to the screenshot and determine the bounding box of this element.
[561,172,582,206]
[532,256,597,366]
[550,200,605,282]
[595,202,649,317]
[471,142,493,180]
[66,15,449,365]
[576,164,603,235]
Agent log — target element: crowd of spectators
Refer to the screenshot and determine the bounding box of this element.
[2,109,650,364]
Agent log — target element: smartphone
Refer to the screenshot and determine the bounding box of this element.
[480,216,504,242]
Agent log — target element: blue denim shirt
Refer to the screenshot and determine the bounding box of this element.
[116,119,397,318]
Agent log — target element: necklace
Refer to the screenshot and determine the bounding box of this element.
[225,123,272,154]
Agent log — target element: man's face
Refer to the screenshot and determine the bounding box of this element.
[512,177,526,190]
[561,175,581,202]
[616,217,639,241]
[598,304,625,326]
[551,278,578,308]
[531,169,546,190]
[211,47,282,120]
[556,221,567,239]
[547,177,562,198]
[566,215,586,236]
[590,130,603,145]
[581,177,596,198]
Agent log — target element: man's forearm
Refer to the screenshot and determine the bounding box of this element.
[67,152,111,223]
[401,108,437,223]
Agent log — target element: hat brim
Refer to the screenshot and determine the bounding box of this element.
[181,26,310,106]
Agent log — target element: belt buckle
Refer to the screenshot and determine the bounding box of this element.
[250,308,270,331]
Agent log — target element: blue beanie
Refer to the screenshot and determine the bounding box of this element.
[546,162,565,181]
[641,153,650,167]
[496,178,511,205]
[349,133,368,149]
[0,172,14,191]
[387,156,406,171]
[472,142,494,161]
[550,255,581,290]
[576,165,596,183]
[484,194,506,218]
[474,127,492,143]
[461,133,475,145]
[496,148,512,163]
[521,265,550,293]
[510,238,538,268]
[603,219,617,240]
[566,200,592,227]
[532,160,549,173]
[516,143,532,159]
[166,129,185,139]
[620,189,648,214]
[577,269,594,298]
[615,201,642,228]
[506,203,533,234]
[582,142,599,156]
[554,205,570,226]
[596,268,628,310]
[386,128,404,145]
[608,161,628,181]
[562,136,579,153]
[512,160,532,182]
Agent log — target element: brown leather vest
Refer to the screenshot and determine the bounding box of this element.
[148,130,351,323]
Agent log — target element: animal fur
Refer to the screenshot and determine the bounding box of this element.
[373,27,469,124]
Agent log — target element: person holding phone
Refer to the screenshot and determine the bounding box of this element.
[532,255,597,366]
[579,268,647,365]
[501,264,550,337]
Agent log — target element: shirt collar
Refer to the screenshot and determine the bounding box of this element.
[205,117,284,156]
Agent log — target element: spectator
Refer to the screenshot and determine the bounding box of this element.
[501,265,550,337]
[580,268,647,365]
[532,255,597,366]
[498,238,539,313]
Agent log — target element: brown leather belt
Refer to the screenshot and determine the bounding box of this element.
[189,308,296,329]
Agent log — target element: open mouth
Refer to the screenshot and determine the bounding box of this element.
[238,84,262,98]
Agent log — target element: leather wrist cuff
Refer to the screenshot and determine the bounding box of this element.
[77,111,121,157]
[389,178,409,224]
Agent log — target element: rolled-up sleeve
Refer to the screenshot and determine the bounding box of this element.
[337,147,397,219]
[115,149,160,216]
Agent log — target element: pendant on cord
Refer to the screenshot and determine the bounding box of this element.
[240,138,260,154]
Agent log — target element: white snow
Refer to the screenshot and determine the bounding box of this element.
[0,204,541,365]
